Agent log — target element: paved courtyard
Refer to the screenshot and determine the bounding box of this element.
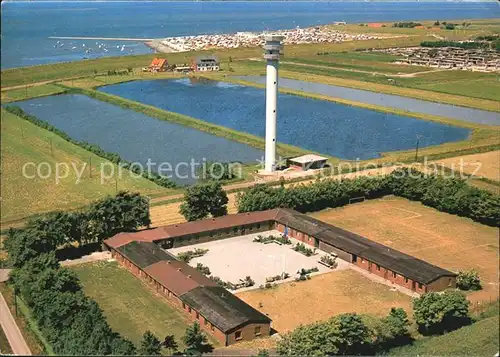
[168,230,350,290]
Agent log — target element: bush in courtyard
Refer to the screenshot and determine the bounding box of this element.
[195,263,211,276]
[253,234,290,245]
[180,181,228,221]
[177,248,209,263]
[413,290,470,335]
[456,270,482,291]
[320,255,338,268]
[293,243,315,257]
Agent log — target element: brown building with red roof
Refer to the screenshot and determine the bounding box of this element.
[104,239,271,346]
[104,208,456,345]
[148,57,169,72]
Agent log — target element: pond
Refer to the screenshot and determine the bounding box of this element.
[100,78,471,160]
[237,76,500,126]
[12,94,264,184]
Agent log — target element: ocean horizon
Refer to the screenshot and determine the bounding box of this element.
[2,1,499,69]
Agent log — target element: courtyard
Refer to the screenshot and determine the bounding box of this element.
[168,231,348,289]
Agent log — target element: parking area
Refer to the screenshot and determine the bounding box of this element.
[168,230,349,290]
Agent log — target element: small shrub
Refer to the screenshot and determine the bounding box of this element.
[456,270,482,291]
[195,263,211,276]
[320,255,338,268]
[253,234,291,245]
[177,248,209,263]
[242,276,255,287]
[293,243,315,257]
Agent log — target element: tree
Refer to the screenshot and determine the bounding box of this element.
[183,322,211,355]
[456,270,482,291]
[198,162,238,182]
[375,308,411,349]
[86,191,151,241]
[162,334,178,354]
[180,181,228,221]
[5,228,58,268]
[139,330,162,355]
[413,290,470,334]
[110,336,137,355]
[277,313,371,356]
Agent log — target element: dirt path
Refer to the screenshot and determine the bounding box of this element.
[0,293,31,355]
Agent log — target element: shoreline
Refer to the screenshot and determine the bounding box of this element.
[152,25,404,53]
[144,40,176,54]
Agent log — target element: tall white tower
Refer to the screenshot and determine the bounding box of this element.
[263,35,284,172]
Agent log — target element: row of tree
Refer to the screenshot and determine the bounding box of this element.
[236,168,499,227]
[4,106,177,188]
[5,191,150,268]
[5,190,218,355]
[277,290,471,355]
[10,252,137,355]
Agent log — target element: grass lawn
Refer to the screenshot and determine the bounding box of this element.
[430,150,500,182]
[0,108,170,226]
[388,314,500,356]
[236,269,412,333]
[71,261,219,351]
[1,84,67,103]
[310,197,499,304]
[415,77,500,102]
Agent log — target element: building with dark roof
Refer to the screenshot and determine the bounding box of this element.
[192,55,220,72]
[104,208,456,345]
[105,237,271,346]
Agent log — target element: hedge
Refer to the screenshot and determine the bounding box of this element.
[237,168,499,227]
[3,105,177,188]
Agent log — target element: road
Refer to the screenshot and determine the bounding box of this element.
[0,293,31,355]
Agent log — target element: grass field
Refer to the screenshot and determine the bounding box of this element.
[236,269,412,333]
[0,109,169,226]
[388,314,499,356]
[431,150,500,181]
[71,261,219,351]
[310,197,499,303]
[0,84,67,103]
